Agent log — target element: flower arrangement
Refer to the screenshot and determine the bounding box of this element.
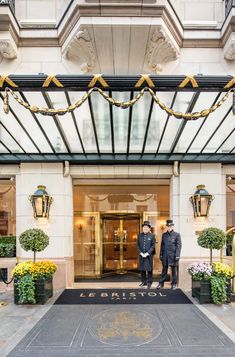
[187,262,212,281]
[212,262,233,278]
[12,261,57,280]
[210,262,233,304]
[188,261,233,304]
[12,261,57,304]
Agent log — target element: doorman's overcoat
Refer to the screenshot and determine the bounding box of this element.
[160,230,181,266]
[137,232,156,272]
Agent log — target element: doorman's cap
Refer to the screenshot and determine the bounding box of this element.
[166,219,174,226]
[142,220,151,228]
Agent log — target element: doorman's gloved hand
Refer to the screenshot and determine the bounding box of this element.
[175,257,180,261]
[142,253,149,258]
[140,252,144,257]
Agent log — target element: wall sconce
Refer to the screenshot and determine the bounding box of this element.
[29,185,53,218]
[190,185,214,218]
[77,222,84,231]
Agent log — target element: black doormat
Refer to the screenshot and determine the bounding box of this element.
[54,288,192,305]
[75,273,170,282]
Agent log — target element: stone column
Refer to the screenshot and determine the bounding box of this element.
[170,163,225,290]
[16,163,73,288]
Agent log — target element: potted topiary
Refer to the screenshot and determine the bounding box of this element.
[19,228,49,263]
[12,228,57,304]
[197,227,226,265]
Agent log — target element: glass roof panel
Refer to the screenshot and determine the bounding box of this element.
[24,92,68,153]
[130,91,152,153]
[0,125,24,153]
[158,92,193,153]
[190,91,232,153]
[90,91,112,153]
[113,92,130,153]
[145,92,175,153]
[0,98,38,153]
[48,91,83,153]
[68,91,97,153]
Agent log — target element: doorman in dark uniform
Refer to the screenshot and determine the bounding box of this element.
[156,219,181,290]
[137,220,156,289]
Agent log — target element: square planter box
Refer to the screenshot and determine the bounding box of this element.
[192,279,231,304]
[14,277,53,304]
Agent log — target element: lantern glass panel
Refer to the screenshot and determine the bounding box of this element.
[35,197,43,216]
[200,197,208,216]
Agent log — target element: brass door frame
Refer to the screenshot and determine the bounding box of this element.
[101,212,141,276]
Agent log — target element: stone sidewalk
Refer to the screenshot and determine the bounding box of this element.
[0,287,235,357]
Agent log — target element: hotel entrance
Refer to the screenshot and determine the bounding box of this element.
[102,213,140,275]
[73,181,170,281]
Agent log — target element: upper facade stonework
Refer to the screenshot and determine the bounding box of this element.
[1,0,235,72]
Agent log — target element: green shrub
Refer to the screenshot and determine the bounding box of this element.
[17,275,36,304]
[198,227,226,264]
[19,229,49,262]
[0,236,16,257]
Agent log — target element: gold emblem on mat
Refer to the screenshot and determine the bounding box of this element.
[98,311,152,341]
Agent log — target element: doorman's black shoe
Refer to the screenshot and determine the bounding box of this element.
[139,282,147,287]
[171,284,177,290]
[147,284,151,289]
[156,283,164,289]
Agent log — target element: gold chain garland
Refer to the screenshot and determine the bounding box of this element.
[3,86,233,120]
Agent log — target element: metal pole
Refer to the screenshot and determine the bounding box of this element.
[116,219,127,275]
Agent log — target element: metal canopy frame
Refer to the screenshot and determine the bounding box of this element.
[0,74,235,164]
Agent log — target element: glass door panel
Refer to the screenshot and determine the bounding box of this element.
[74,212,100,278]
[102,215,140,274]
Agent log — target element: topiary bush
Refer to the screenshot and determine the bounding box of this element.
[198,227,226,264]
[19,229,49,262]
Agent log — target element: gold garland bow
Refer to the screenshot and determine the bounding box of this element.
[3,86,232,120]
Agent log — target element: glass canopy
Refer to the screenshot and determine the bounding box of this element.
[0,74,234,163]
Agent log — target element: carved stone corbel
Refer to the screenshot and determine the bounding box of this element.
[0,39,17,63]
[145,28,179,73]
[224,38,235,60]
[62,28,96,73]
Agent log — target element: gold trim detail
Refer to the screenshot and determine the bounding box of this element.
[134,74,155,88]
[0,74,18,88]
[178,75,199,88]
[224,77,235,89]
[42,75,63,88]
[88,74,109,88]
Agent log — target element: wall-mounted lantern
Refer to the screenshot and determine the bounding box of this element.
[29,185,53,218]
[190,185,214,218]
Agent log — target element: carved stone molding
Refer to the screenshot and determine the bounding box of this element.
[145,28,179,72]
[62,29,96,73]
[0,39,17,63]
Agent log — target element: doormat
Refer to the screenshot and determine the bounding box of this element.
[54,288,192,305]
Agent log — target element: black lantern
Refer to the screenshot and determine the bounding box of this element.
[29,185,53,218]
[190,185,214,218]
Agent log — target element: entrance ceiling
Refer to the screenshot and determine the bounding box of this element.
[0,74,235,164]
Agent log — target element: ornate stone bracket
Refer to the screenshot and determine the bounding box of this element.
[145,28,179,73]
[0,39,17,63]
[62,28,96,73]
[224,37,235,60]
